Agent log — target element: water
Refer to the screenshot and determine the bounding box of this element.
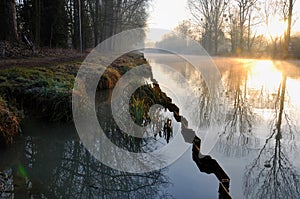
[0,89,218,199]
[1,54,300,198]
[145,54,300,199]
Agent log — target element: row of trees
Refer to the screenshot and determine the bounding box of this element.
[0,0,150,50]
[187,0,296,56]
[157,0,297,57]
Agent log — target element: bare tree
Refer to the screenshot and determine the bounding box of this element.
[282,0,297,56]
[257,0,285,57]
[15,0,150,49]
[188,0,228,55]
[258,0,297,57]
[224,7,240,53]
[234,0,257,53]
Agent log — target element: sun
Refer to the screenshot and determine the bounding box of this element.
[266,17,286,40]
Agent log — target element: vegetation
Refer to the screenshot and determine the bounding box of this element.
[0,0,150,53]
[0,97,21,147]
[0,0,152,145]
[157,0,299,58]
[130,97,147,125]
[0,64,77,122]
[0,53,147,145]
[129,84,175,126]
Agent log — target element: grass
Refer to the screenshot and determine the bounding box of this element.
[130,97,148,125]
[0,53,148,145]
[129,83,173,126]
[0,65,75,122]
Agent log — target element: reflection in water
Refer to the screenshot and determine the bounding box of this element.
[1,129,172,199]
[138,56,300,198]
[48,141,171,199]
[0,90,173,198]
[173,57,300,198]
[138,57,300,198]
[243,73,300,199]
[2,55,300,198]
[145,53,226,154]
[218,63,258,157]
[97,90,176,153]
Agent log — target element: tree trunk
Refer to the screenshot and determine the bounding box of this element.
[285,0,293,56]
[34,0,41,46]
[73,0,79,49]
[0,0,18,42]
[105,0,114,39]
[78,0,83,52]
[247,11,251,52]
[214,26,218,55]
[207,26,212,54]
[94,0,99,46]
[239,5,244,54]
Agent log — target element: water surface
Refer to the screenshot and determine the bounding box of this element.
[1,54,300,198]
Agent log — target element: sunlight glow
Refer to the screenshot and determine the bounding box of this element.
[267,18,286,39]
[247,60,300,108]
[247,60,282,92]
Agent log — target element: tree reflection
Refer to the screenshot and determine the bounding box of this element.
[195,78,212,128]
[48,141,171,199]
[243,74,300,199]
[10,89,173,198]
[50,91,171,198]
[17,125,172,199]
[218,64,258,156]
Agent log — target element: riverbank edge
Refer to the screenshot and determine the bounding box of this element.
[0,52,184,148]
[0,52,148,146]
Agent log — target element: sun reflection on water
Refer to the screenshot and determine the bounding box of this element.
[247,60,282,92]
[244,60,300,108]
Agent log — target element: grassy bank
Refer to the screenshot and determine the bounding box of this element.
[129,83,180,126]
[0,53,147,145]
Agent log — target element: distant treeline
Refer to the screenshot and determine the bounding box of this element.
[156,0,299,59]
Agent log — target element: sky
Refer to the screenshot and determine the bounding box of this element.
[147,0,300,34]
[147,0,190,31]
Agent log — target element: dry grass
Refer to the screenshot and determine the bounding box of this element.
[0,97,20,146]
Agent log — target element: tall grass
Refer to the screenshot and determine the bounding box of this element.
[130,97,148,125]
